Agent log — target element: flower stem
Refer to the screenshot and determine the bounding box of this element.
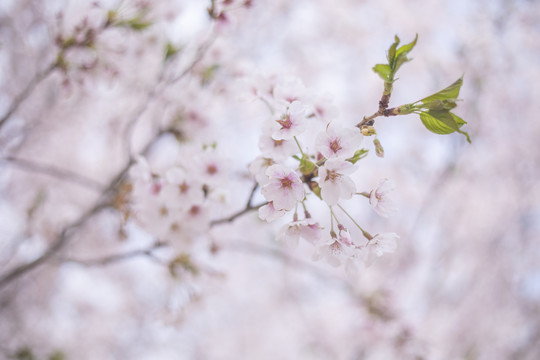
[293,136,305,156]
[337,204,372,240]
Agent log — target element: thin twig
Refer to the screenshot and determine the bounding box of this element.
[168,33,217,84]
[223,239,351,289]
[59,241,167,267]
[0,128,175,291]
[0,62,57,132]
[210,181,264,226]
[210,201,266,226]
[1,156,104,192]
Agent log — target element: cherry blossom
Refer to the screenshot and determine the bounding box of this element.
[315,123,363,159]
[260,164,305,210]
[258,133,298,161]
[248,156,276,185]
[369,178,398,218]
[318,158,357,206]
[368,232,399,257]
[313,231,356,267]
[273,76,309,104]
[276,218,323,248]
[309,93,339,121]
[258,201,287,222]
[270,101,307,141]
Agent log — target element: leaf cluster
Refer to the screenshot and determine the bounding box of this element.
[371,35,471,143]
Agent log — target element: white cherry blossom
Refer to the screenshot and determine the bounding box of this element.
[368,232,399,257]
[273,76,309,104]
[318,158,357,206]
[276,218,322,248]
[315,123,362,159]
[258,201,287,222]
[258,133,298,161]
[369,178,398,218]
[248,156,276,186]
[261,164,305,211]
[270,101,307,141]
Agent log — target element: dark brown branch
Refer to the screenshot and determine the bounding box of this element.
[1,156,105,191]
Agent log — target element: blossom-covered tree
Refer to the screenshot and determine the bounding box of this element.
[1,0,539,359]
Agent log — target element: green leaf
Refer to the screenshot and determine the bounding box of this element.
[419,110,471,143]
[419,99,458,111]
[420,77,463,103]
[392,34,417,72]
[372,64,391,81]
[420,111,455,135]
[347,149,369,164]
[449,112,471,143]
[386,35,400,67]
[395,34,418,59]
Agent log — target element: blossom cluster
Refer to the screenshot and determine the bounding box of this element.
[247,75,400,269]
[126,72,400,272]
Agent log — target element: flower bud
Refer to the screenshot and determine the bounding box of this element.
[361,125,377,136]
[373,138,384,158]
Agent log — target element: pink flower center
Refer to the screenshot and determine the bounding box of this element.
[324,169,341,183]
[207,164,218,175]
[276,115,292,130]
[189,205,201,216]
[329,138,342,154]
[179,182,190,194]
[329,241,343,256]
[280,176,294,189]
[273,139,285,148]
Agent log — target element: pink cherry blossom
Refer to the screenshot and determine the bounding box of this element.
[310,93,339,121]
[369,178,398,218]
[368,232,399,256]
[248,156,276,186]
[273,76,309,104]
[315,123,362,159]
[318,158,356,206]
[258,201,287,222]
[270,101,307,140]
[261,164,305,211]
[258,134,298,161]
[277,218,322,248]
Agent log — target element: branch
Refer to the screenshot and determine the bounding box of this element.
[210,182,266,226]
[0,62,57,132]
[223,240,351,289]
[0,156,105,192]
[59,241,167,267]
[0,128,175,291]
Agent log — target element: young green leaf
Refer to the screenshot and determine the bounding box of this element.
[419,110,471,143]
[372,64,391,81]
[419,99,458,111]
[395,34,418,59]
[347,149,369,164]
[420,77,463,103]
[387,35,400,67]
[392,34,418,73]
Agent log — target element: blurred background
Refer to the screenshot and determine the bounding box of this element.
[1,0,539,359]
